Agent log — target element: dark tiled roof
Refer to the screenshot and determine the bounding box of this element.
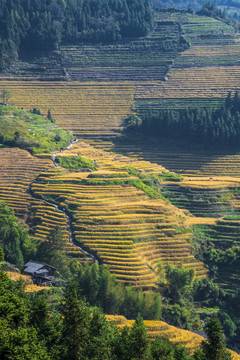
[24,260,56,274]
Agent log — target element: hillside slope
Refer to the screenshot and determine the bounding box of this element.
[30,140,207,287]
[106,314,240,358]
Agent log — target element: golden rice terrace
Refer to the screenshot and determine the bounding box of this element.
[30,141,207,287]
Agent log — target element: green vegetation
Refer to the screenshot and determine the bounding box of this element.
[1,87,11,104]
[56,156,96,171]
[9,11,189,82]
[81,172,167,200]
[194,316,232,360]
[0,0,153,71]
[0,201,36,267]
[71,261,163,321]
[2,1,240,355]
[0,195,238,354]
[129,91,240,148]
[0,105,71,154]
[126,166,183,182]
[160,184,235,218]
[0,253,233,360]
[0,269,203,360]
[129,179,165,200]
[88,173,130,179]
[164,263,195,303]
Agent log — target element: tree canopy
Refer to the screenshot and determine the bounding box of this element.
[0,0,153,70]
[127,91,240,148]
[0,201,35,267]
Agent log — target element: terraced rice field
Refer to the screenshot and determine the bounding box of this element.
[88,140,240,177]
[4,81,135,137]
[0,147,52,218]
[194,212,240,248]
[106,314,240,359]
[30,199,86,259]
[155,11,236,46]
[161,180,240,218]
[92,140,240,216]
[136,66,240,101]
[136,13,240,111]
[176,43,240,67]
[3,12,240,135]
[0,148,86,260]
[9,12,183,83]
[60,18,181,82]
[90,139,240,293]
[30,141,206,287]
[7,51,65,81]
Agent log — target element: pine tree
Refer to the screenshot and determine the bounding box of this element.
[47,109,54,123]
[151,337,174,360]
[195,315,232,360]
[0,201,24,267]
[85,309,117,360]
[61,282,90,360]
[129,314,149,360]
[233,90,240,113]
[225,91,232,108]
[47,225,65,251]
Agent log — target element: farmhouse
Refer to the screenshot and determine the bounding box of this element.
[24,260,56,286]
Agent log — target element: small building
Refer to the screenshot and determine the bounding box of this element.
[24,260,57,286]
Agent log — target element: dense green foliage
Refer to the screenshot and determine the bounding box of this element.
[129,91,240,147]
[0,201,36,267]
[125,165,183,182]
[70,261,163,320]
[0,198,236,351]
[56,155,96,171]
[0,0,153,70]
[0,270,199,360]
[1,267,235,359]
[197,1,227,17]
[70,260,206,331]
[0,267,233,360]
[0,105,71,154]
[194,316,232,359]
[165,263,195,303]
[0,269,50,359]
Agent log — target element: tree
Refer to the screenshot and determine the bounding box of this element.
[61,282,90,360]
[0,201,24,267]
[218,312,237,340]
[174,345,192,360]
[85,309,117,360]
[150,337,174,360]
[29,295,62,357]
[129,314,149,360]
[192,278,225,307]
[47,225,65,251]
[114,326,132,360]
[195,315,232,360]
[123,114,142,133]
[0,246,4,261]
[225,91,232,108]
[233,90,240,112]
[165,262,195,303]
[0,269,50,360]
[47,109,54,123]
[0,325,50,360]
[1,88,11,104]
